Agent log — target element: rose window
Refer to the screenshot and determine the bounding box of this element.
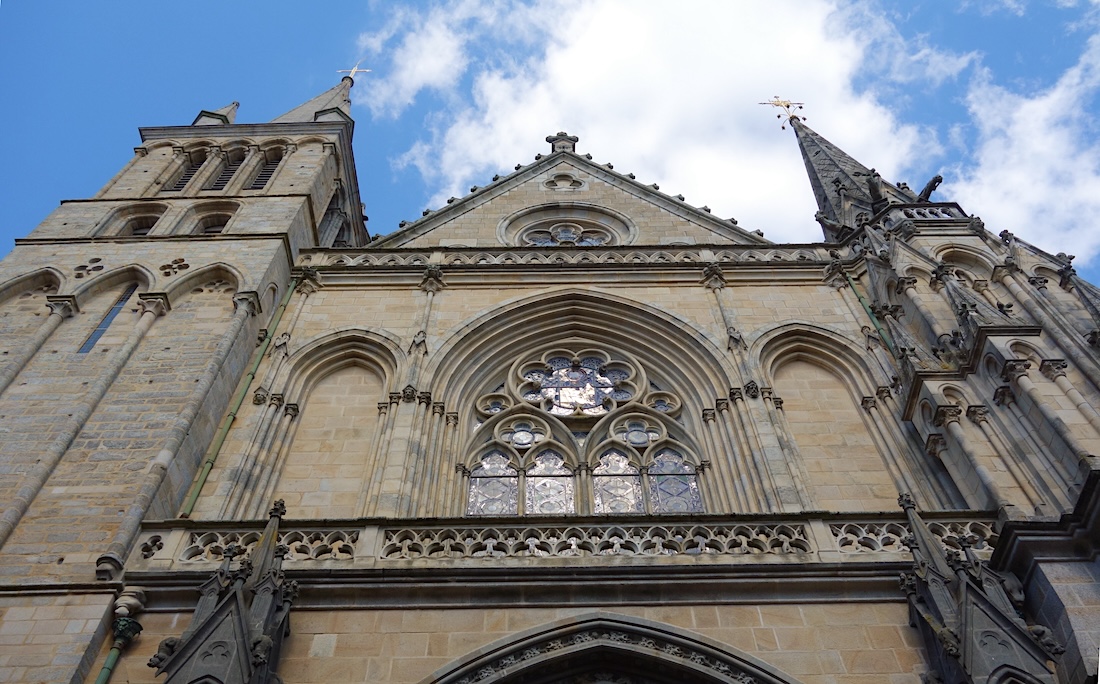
[523,222,610,247]
[519,354,636,417]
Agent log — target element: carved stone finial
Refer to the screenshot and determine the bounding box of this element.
[546,131,579,153]
[897,492,917,510]
[269,500,286,518]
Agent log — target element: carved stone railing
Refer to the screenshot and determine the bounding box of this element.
[297,245,835,270]
[177,529,360,562]
[379,523,812,560]
[126,513,999,573]
[831,520,998,555]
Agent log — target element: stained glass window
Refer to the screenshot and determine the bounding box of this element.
[524,356,632,416]
[592,450,644,514]
[500,421,544,449]
[467,451,519,516]
[523,222,610,247]
[525,450,575,515]
[648,449,703,513]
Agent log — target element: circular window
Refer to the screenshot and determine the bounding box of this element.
[499,203,634,247]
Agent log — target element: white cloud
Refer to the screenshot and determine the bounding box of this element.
[352,1,981,242]
[947,33,1100,263]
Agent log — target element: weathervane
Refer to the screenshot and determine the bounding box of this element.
[338,59,372,82]
[759,96,806,130]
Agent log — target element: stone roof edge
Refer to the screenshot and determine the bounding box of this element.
[369,151,773,249]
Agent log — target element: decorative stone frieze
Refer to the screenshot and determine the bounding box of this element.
[380,523,813,560]
[178,529,359,562]
[832,520,997,554]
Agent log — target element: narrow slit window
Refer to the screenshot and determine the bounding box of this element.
[162,151,207,193]
[78,284,138,354]
[206,158,242,190]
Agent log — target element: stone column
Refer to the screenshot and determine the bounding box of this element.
[99,293,255,577]
[1001,359,1094,480]
[1,293,167,552]
[895,276,947,337]
[0,295,76,397]
[729,388,776,511]
[993,385,1074,510]
[858,394,925,503]
[997,269,1100,391]
[964,404,1035,516]
[699,407,733,512]
[1040,359,1100,435]
[933,404,1005,509]
[762,391,812,509]
[440,413,461,516]
[714,398,750,511]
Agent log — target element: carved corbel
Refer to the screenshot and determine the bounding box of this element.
[700,262,726,290]
[420,266,445,293]
[993,385,1016,407]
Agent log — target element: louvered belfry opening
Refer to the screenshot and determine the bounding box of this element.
[248,148,283,189]
[163,149,207,192]
[206,150,245,190]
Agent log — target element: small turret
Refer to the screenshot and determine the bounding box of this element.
[192,102,240,126]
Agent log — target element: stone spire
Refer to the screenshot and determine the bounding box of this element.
[791,118,915,236]
[192,102,240,126]
[271,78,353,124]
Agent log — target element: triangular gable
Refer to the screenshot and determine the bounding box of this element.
[371,152,771,250]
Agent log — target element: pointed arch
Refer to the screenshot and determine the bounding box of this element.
[163,262,245,302]
[0,268,63,306]
[70,264,155,307]
[753,321,882,391]
[425,288,739,418]
[420,612,803,684]
[276,327,404,398]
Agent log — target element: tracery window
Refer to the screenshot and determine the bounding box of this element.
[523,222,611,247]
[465,347,704,516]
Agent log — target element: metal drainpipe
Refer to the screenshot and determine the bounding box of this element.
[845,272,896,357]
[179,276,300,517]
[93,617,142,684]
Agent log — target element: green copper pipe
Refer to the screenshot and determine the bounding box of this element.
[179,276,300,517]
[94,618,142,684]
[845,272,896,358]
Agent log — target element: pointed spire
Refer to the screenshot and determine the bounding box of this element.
[192,102,239,126]
[271,78,353,124]
[791,118,916,235]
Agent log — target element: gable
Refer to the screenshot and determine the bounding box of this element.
[372,155,770,250]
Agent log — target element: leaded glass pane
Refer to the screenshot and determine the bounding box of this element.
[525,451,574,515]
[648,450,703,513]
[537,360,630,416]
[467,452,519,516]
[593,451,643,514]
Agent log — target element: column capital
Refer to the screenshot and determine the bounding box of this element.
[283,403,300,418]
[45,295,78,318]
[971,279,989,293]
[702,408,716,423]
[1000,359,1032,383]
[894,276,918,294]
[993,385,1016,407]
[860,396,876,411]
[933,404,963,427]
[137,292,171,316]
[714,397,730,412]
[1027,276,1049,291]
[1039,359,1068,380]
[925,433,947,457]
[965,405,990,424]
[446,412,460,426]
[232,290,261,316]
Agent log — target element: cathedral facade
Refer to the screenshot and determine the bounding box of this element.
[0,80,1098,684]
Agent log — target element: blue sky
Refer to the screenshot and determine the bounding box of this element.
[2,1,1100,279]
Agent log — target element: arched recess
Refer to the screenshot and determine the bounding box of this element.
[223,328,405,520]
[163,263,244,304]
[756,324,916,511]
[0,269,63,357]
[426,288,738,420]
[427,289,736,513]
[71,264,155,308]
[420,612,803,684]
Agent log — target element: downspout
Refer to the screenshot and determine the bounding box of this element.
[179,276,300,517]
[845,272,896,357]
[93,617,142,684]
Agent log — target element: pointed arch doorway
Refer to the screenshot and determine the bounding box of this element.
[421,612,802,684]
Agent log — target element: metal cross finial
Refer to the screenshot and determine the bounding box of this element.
[759,96,807,130]
[338,59,372,82]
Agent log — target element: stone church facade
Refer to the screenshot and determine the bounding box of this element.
[0,80,1098,684]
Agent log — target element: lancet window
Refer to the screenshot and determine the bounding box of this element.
[465,348,703,516]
